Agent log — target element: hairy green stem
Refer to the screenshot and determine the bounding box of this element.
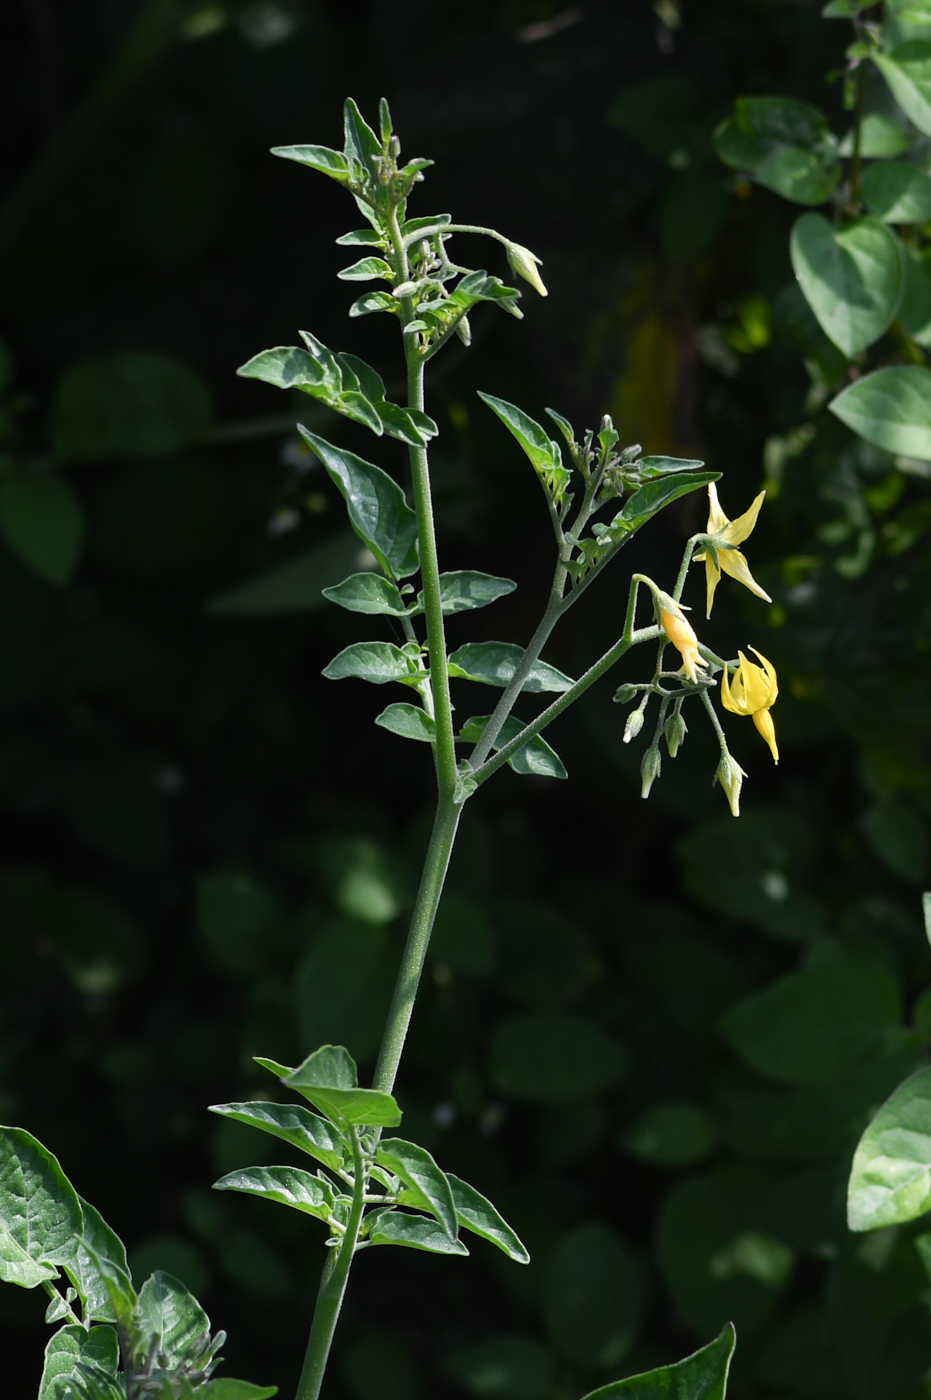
[294,1129,367,1400]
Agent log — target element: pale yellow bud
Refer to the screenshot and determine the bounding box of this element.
[506,243,548,297]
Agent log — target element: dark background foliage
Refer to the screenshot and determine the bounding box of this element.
[4,1,931,1397]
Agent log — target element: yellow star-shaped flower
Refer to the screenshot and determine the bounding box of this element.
[694,483,772,618]
[720,647,779,763]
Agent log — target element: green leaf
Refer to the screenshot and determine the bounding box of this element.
[0,473,84,585]
[237,344,333,393]
[622,1102,719,1169]
[52,352,212,460]
[322,573,410,616]
[490,1012,627,1102]
[718,957,901,1084]
[444,1335,553,1400]
[322,641,422,686]
[271,144,351,184]
[350,292,400,318]
[544,1221,646,1369]
[423,570,517,615]
[375,703,436,743]
[377,1139,458,1239]
[829,365,931,458]
[338,257,393,281]
[64,1199,131,1324]
[580,1324,736,1400]
[899,250,931,346]
[193,1382,278,1400]
[335,228,386,246]
[135,1270,211,1370]
[714,97,839,205]
[477,393,562,474]
[459,715,567,779]
[298,430,419,579]
[367,1210,469,1255]
[847,1067,931,1231]
[38,1324,119,1400]
[636,455,705,479]
[0,1126,84,1288]
[284,1045,402,1128]
[208,1102,344,1173]
[209,534,376,617]
[620,472,719,530]
[839,112,911,158]
[861,161,931,221]
[790,213,904,357]
[213,1166,334,1221]
[445,1173,530,1263]
[447,643,573,693]
[343,98,382,181]
[874,42,931,138]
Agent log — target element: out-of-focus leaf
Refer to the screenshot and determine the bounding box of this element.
[830,366,931,459]
[861,161,931,222]
[543,1221,645,1368]
[847,1067,931,1230]
[790,214,903,357]
[490,1012,626,1102]
[874,42,931,138]
[0,473,84,585]
[209,535,375,617]
[52,353,212,460]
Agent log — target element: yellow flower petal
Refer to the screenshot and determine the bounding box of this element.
[720,649,779,763]
[718,546,772,605]
[699,485,769,616]
[753,706,779,764]
[720,490,766,547]
[660,607,708,685]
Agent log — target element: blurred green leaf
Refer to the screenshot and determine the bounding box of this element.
[622,1102,719,1168]
[848,1067,931,1230]
[448,643,573,693]
[0,1126,83,1288]
[862,803,929,883]
[493,898,599,1006]
[208,1101,344,1173]
[830,365,931,459]
[444,1335,552,1400]
[0,473,84,586]
[197,869,281,976]
[714,97,839,204]
[295,919,396,1063]
[789,214,903,358]
[543,1220,645,1368]
[490,1012,626,1102]
[580,1324,736,1400]
[861,161,931,222]
[52,353,212,460]
[300,431,419,578]
[209,535,375,617]
[343,1327,419,1400]
[875,42,931,138]
[213,1166,334,1222]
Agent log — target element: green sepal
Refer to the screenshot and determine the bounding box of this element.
[284,1046,402,1128]
[38,1324,120,1400]
[375,703,436,743]
[448,642,573,693]
[322,573,411,616]
[580,1323,736,1400]
[460,715,567,779]
[270,144,351,184]
[338,257,393,282]
[445,1172,530,1263]
[208,1101,345,1173]
[620,473,720,531]
[376,1139,459,1240]
[366,1209,470,1255]
[322,641,425,686]
[213,1166,336,1222]
[415,571,516,615]
[0,1125,84,1289]
[847,1065,931,1231]
[299,430,420,578]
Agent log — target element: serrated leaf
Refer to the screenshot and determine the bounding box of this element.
[448,642,573,693]
[322,641,421,685]
[284,1045,402,1128]
[413,571,516,615]
[477,393,561,474]
[445,1173,530,1263]
[271,144,351,183]
[0,472,84,586]
[38,1324,119,1400]
[620,472,720,530]
[0,1126,84,1288]
[377,1139,458,1239]
[460,715,567,779]
[208,1102,344,1173]
[367,1210,469,1255]
[580,1324,736,1400]
[861,161,931,222]
[847,1066,931,1230]
[213,1166,334,1221]
[299,430,419,579]
[322,573,410,616]
[829,365,931,458]
[337,257,393,281]
[375,703,436,743]
[874,42,931,138]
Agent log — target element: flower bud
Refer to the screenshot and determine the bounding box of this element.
[641,746,661,799]
[614,683,638,706]
[506,242,548,297]
[623,708,645,744]
[456,314,472,347]
[664,709,687,758]
[715,753,746,817]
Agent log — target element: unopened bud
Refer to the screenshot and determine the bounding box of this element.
[665,710,687,758]
[623,708,645,744]
[506,242,548,297]
[614,683,637,706]
[456,314,472,347]
[641,746,661,799]
[715,754,746,818]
